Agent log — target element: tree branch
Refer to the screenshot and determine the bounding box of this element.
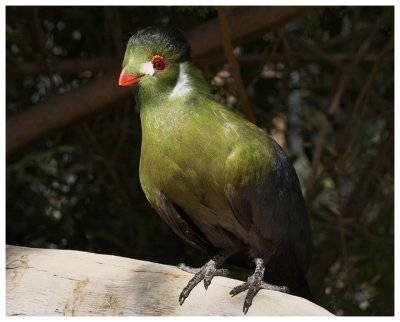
[12,52,392,80]
[187,6,302,59]
[6,68,132,164]
[10,58,118,79]
[218,7,255,123]
[305,17,384,201]
[7,6,303,163]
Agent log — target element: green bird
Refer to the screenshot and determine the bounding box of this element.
[119,26,312,313]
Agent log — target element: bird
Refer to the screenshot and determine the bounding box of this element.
[118,26,313,314]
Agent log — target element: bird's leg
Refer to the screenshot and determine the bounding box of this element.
[230,258,289,314]
[177,253,229,305]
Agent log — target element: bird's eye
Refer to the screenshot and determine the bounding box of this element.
[154,60,165,70]
[151,55,168,72]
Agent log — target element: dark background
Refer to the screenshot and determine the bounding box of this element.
[6,6,394,315]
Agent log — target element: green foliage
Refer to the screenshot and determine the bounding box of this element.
[6,6,393,316]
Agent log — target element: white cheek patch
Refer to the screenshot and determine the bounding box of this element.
[170,63,191,99]
[139,62,154,75]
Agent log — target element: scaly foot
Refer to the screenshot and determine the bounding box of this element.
[230,258,289,314]
[178,253,229,305]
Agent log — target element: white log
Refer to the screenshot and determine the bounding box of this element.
[6,245,333,316]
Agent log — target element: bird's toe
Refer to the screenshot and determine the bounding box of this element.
[216,268,229,277]
[230,282,249,297]
[260,281,290,293]
[178,256,230,304]
[177,262,201,274]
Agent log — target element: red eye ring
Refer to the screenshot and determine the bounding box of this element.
[151,55,168,72]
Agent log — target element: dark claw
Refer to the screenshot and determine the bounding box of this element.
[179,283,193,305]
[203,276,212,289]
[178,259,230,305]
[242,285,259,314]
[230,258,290,314]
[179,291,186,305]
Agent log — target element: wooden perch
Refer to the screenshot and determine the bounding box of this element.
[6,245,333,316]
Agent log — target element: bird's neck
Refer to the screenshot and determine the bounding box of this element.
[137,62,212,114]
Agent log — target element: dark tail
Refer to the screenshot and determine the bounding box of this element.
[285,270,314,302]
[264,259,314,303]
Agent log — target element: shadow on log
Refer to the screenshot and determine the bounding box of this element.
[6,245,333,316]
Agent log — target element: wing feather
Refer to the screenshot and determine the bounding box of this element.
[154,192,214,251]
[224,136,311,272]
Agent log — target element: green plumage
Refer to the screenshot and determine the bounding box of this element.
[139,62,272,213]
[120,26,312,312]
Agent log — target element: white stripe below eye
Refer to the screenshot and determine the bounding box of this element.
[170,63,191,98]
[139,62,154,75]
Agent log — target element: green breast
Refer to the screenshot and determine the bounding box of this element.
[139,96,273,211]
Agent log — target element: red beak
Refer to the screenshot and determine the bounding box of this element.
[118,70,140,86]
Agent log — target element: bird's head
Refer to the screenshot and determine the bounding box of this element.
[118,26,190,88]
